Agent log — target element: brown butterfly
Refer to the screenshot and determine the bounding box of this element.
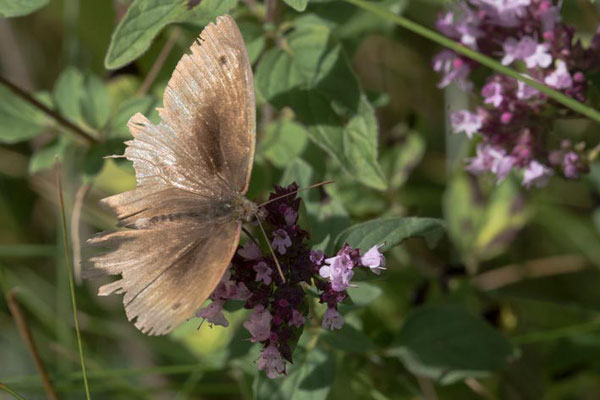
[88,15,258,335]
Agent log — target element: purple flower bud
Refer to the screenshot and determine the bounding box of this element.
[289,309,306,328]
[257,343,286,379]
[562,151,581,179]
[322,307,344,331]
[481,82,504,107]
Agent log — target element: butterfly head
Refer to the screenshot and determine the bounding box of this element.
[232,194,262,222]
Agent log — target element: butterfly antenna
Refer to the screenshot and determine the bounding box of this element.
[258,180,335,208]
[254,214,286,284]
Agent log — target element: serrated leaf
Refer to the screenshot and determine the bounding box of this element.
[253,346,334,400]
[0,0,48,17]
[391,305,518,384]
[53,66,85,125]
[334,216,445,252]
[283,0,309,12]
[256,18,385,190]
[104,0,187,70]
[0,85,48,144]
[260,119,308,168]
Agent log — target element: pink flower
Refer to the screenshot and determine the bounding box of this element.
[361,244,386,275]
[545,60,573,89]
[481,82,504,107]
[522,160,553,188]
[211,270,251,301]
[243,305,272,342]
[237,241,262,260]
[433,50,472,90]
[450,110,483,138]
[517,80,538,99]
[501,36,537,66]
[254,261,272,285]
[272,229,292,255]
[196,299,228,327]
[319,254,354,292]
[524,44,552,68]
[322,307,344,330]
[289,309,306,328]
[257,343,286,379]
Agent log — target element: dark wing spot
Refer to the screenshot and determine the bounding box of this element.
[172,302,181,310]
[219,55,227,65]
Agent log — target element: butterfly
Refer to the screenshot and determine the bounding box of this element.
[88,15,258,335]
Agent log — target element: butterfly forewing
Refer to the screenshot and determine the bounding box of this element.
[88,15,255,335]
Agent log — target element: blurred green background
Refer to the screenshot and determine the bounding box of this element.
[2,0,600,399]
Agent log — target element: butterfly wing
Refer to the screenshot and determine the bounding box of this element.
[88,15,255,335]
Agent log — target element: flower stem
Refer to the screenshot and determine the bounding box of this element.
[55,161,91,400]
[342,0,600,124]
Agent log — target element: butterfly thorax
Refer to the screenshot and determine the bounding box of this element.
[232,194,260,222]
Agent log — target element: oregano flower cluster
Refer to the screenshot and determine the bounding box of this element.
[195,184,385,378]
[433,0,600,187]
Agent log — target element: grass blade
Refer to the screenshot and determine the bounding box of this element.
[0,383,28,400]
[342,0,600,124]
[55,160,91,399]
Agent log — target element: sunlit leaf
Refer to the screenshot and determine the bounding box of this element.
[260,119,308,168]
[283,0,309,12]
[0,0,48,17]
[334,216,446,252]
[104,0,187,69]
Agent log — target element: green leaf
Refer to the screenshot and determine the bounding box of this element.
[334,216,446,252]
[29,138,69,174]
[80,74,110,130]
[391,305,518,384]
[104,0,187,70]
[0,0,48,17]
[322,323,374,353]
[346,282,382,307]
[255,17,386,189]
[0,85,48,144]
[380,133,425,189]
[253,346,334,400]
[177,0,238,27]
[107,95,157,138]
[283,0,309,11]
[260,119,308,168]
[238,21,266,64]
[53,67,85,125]
[444,175,529,263]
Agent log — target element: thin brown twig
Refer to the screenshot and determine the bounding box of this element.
[0,75,97,144]
[471,254,590,291]
[71,183,92,284]
[465,377,497,400]
[255,215,286,283]
[137,27,182,97]
[6,290,58,400]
